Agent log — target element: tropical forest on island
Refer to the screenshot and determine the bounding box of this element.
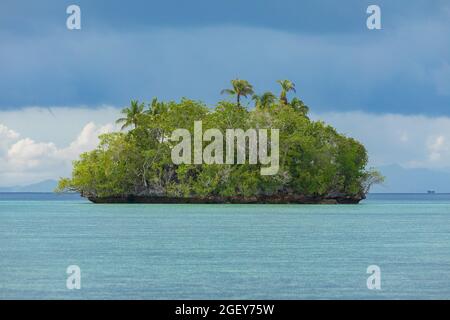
[57,80,383,204]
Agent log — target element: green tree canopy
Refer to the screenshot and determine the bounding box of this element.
[277,79,296,105]
[115,100,145,130]
[58,81,383,203]
[221,79,254,107]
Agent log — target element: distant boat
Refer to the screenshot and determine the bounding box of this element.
[427,190,436,194]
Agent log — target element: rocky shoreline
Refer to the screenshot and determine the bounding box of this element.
[87,194,365,204]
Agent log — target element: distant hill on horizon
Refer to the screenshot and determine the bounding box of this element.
[0,165,449,194]
[0,180,58,193]
[371,164,450,193]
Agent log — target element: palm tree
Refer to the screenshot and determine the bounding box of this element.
[260,92,276,109]
[253,92,277,110]
[221,79,254,107]
[277,80,296,105]
[252,94,262,109]
[291,97,310,116]
[116,100,145,130]
[146,97,162,116]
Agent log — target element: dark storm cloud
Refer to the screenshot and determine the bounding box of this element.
[0,0,449,114]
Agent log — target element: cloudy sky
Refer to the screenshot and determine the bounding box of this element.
[1,0,450,188]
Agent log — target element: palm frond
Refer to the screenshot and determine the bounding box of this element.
[221,89,235,95]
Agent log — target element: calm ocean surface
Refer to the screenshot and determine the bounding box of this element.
[0,193,449,300]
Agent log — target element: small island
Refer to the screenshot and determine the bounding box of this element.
[57,79,383,204]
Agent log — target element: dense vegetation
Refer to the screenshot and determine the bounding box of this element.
[57,80,383,203]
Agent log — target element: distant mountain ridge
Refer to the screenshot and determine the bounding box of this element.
[371,165,450,193]
[1,165,449,193]
[0,180,58,192]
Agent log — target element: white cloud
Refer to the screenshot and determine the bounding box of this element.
[0,124,19,140]
[0,106,121,146]
[312,111,450,171]
[0,116,116,186]
[427,135,449,163]
[7,138,58,169]
[58,122,115,160]
[0,124,20,153]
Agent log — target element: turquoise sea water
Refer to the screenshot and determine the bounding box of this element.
[0,193,449,300]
